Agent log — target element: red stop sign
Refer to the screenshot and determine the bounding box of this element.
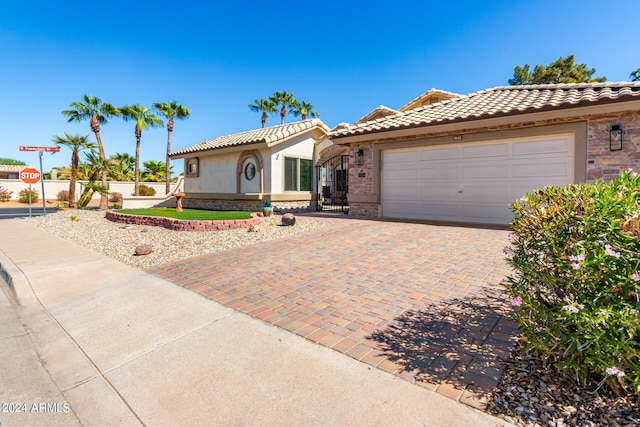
[20,167,41,184]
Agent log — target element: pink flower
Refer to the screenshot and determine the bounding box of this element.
[562,305,580,313]
[503,245,510,254]
[606,366,625,378]
[632,273,640,282]
[630,309,638,315]
[569,254,585,261]
[571,262,581,270]
[511,296,523,307]
[604,244,621,258]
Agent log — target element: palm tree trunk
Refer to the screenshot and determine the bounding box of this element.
[93,127,108,210]
[165,129,172,194]
[280,105,286,124]
[135,136,141,196]
[69,151,78,208]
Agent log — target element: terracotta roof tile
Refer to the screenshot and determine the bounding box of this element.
[330,82,640,139]
[171,119,329,156]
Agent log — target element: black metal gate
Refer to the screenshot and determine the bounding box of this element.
[316,155,349,212]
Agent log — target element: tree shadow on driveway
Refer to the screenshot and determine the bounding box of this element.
[370,288,520,399]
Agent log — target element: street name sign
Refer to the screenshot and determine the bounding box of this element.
[19,146,60,152]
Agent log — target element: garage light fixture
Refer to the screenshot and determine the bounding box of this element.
[355,149,364,166]
[610,125,622,151]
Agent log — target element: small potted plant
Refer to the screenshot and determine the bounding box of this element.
[262,199,273,217]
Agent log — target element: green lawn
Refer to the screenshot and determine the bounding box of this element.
[115,208,253,220]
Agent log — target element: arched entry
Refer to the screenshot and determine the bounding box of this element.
[316,155,349,212]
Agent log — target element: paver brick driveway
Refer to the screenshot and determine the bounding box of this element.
[147,216,518,407]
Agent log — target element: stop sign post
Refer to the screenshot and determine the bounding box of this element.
[18,146,58,216]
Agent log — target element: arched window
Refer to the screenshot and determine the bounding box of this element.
[185,157,199,177]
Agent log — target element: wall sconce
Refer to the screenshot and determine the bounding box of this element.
[610,125,622,151]
[355,149,364,166]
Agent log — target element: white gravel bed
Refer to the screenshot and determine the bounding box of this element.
[26,210,332,269]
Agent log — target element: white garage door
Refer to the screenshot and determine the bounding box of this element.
[381,135,575,224]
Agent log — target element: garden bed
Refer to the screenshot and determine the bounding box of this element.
[105,210,260,231]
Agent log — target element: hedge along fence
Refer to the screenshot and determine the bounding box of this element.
[504,169,640,397]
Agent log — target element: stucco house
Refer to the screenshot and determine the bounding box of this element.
[329,82,640,224]
[0,165,25,180]
[170,119,330,212]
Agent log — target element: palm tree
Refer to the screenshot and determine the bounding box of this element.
[52,134,96,208]
[77,151,110,209]
[108,152,135,181]
[142,160,170,182]
[290,100,319,120]
[269,91,297,125]
[118,105,164,196]
[631,68,640,82]
[249,98,276,128]
[153,101,191,193]
[62,95,117,210]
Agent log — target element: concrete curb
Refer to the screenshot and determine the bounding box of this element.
[0,246,24,306]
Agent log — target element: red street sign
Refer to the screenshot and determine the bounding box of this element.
[19,146,60,152]
[20,167,41,184]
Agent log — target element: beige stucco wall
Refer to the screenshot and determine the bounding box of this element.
[270,134,316,194]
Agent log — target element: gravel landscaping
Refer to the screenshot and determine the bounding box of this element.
[27,209,331,269]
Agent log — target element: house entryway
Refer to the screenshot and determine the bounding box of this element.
[316,155,349,212]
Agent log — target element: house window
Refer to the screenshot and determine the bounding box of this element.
[284,157,313,191]
[185,158,199,177]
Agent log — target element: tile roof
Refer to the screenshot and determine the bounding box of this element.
[171,119,330,156]
[354,105,399,124]
[398,88,461,112]
[330,82,640,140]
[0,165,27,172]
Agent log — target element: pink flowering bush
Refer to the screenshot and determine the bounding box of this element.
[504,170,640,396]
[0,185,12,202]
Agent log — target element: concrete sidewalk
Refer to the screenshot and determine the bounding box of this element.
[0,218,510,426]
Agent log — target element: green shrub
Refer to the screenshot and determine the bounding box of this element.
[138,185,156,196]
[0,186,12,202]
[57,190,70,201]
[504,169,640,396]
[18,188,39,203]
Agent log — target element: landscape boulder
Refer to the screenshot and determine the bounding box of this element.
[282,213,296,226]
[135,244,153,256]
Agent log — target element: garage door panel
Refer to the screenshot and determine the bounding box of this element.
[420,147,459,161]
[420,166,459,180]
[462,143,509,159]
[463,183,509,202]
[383,183,418,199]
[462,163,509,179]
[386,150,420,163]
[384,165,420,181]
[513,138,571,156]
[511,160,572,178]
[420,184,459,202]
[382,135,574,224]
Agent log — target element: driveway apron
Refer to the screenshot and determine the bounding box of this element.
[147,217,518,407]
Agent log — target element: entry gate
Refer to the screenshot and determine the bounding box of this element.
[316,155,349,212]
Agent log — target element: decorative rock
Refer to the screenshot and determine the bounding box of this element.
[282,213,296,226]
[135,244,153,256]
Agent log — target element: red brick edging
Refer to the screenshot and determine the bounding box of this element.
[105,210,261,231]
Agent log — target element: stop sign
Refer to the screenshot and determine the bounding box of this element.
[20,167,41,184]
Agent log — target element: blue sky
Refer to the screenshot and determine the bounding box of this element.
[1,1,638,175]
